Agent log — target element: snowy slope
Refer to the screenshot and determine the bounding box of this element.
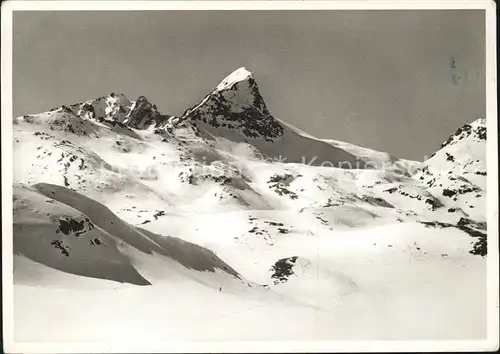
[11,67,489,342]
[414,118,487,221]
[14,183,242,286]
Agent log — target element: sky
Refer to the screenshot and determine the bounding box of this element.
[13,10,485,160]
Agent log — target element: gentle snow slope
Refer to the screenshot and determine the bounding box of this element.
[14,183,242,286]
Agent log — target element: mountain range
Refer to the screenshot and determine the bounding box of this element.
[12,67,488,341]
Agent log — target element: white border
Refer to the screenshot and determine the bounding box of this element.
[485,0,499,350]
[1,1,498,353]
[0,0,496,11]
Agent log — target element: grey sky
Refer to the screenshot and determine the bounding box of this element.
[13,10,485,160]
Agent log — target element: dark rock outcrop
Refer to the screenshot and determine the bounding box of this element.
[181,68,285,142]
[125,96,171,129]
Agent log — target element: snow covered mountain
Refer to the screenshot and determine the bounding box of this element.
[415,118,487,219]
[12,67,488,341]
[179,67,370,167]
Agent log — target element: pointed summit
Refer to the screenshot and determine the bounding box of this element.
[181,67,284,141]
[216,67,253,91]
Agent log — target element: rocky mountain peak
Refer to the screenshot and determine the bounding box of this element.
[44,93,173,131]
[215,67,254,91]
[123,95,171,129]
[181,67,285,142]
[64,93,133,123]
[440,117,486,149]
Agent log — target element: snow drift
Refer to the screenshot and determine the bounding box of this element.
[13,183,241,285]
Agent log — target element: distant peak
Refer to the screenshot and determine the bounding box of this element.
[216,67,253,91]
[108,92,129,99]
[440,117,486,149]
[470,117,486,127]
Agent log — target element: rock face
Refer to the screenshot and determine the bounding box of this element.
[181,67,284,142]
[124,96,171,129]
[270,256,299,284]
[52,93,174,130]
[69,92,133,122]
[440,118,486,149]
